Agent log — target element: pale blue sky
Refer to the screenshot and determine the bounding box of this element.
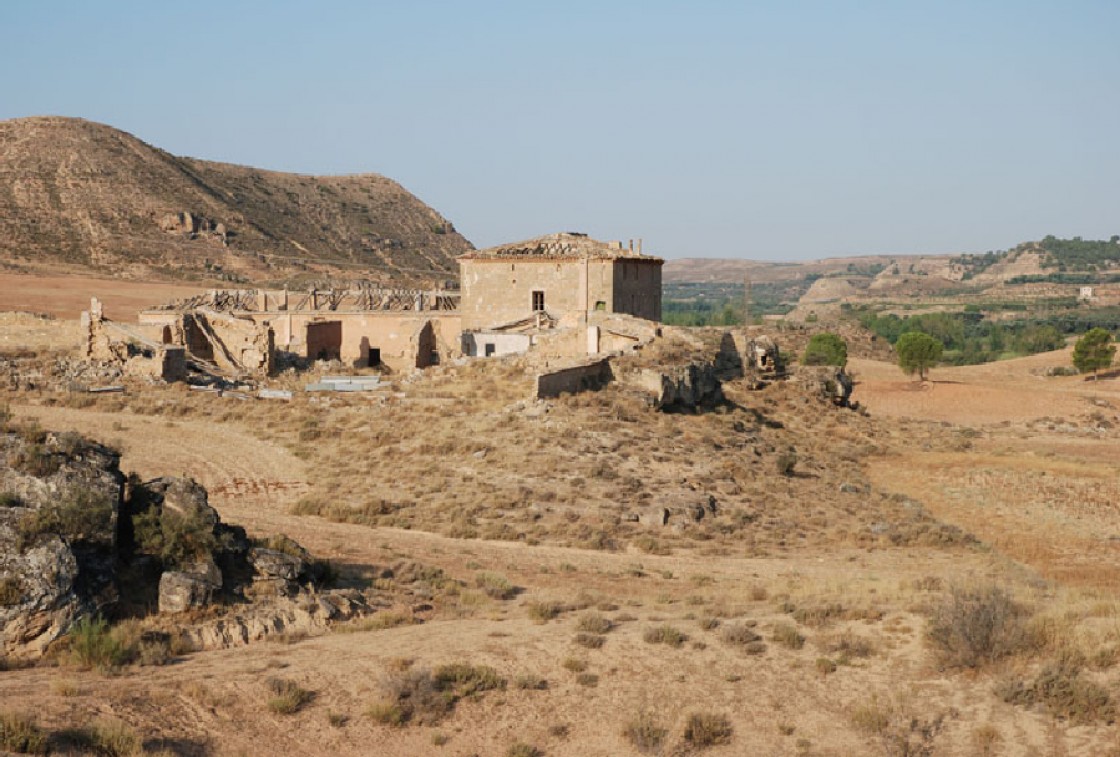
[2,1,1117,260]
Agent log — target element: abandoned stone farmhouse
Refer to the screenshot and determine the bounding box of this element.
[90,232,664,378]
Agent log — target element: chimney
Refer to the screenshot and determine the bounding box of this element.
[637,238,643,255]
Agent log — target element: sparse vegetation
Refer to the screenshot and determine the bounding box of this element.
[17,487,113,550]
[527,601,564,624]
[370,663,505,726]
[54,719,142,757]
[771,622,806,650]
[66,616,135,672]
[0,711,47,755]
[683,712,733,748]
[266,677,315,714]
[926,586,1034,669]
[643,624,687,648]
[575,611,612,634]
[476,571,516,600]
[996,655,1114,724]
[624,710,668,754]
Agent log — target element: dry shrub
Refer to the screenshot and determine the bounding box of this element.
[926,586,1035,669]
[624,710,668,754]
[644,625,687,648]
[576,672,599,687]
[851,696,945,757]
[720,623,761,648]
[790,602,845,627]
[683,712,733,748]
[574,632,605,649]
[65,616,135,672]
[771,622,806,650]
[815,657,837,675]
[562,657,588,673]
[266,677,315,714]
[476,572,516,600]
[55,719,142,757]
[506,744,542,757]
[972,723,1002,757]
[575,611,612,634]
[371,663,505,726]
[818,630,875,661]
[514,674,548,690]
[527,601,564,624]
[0,711,47,754]
[995,655,1114,724]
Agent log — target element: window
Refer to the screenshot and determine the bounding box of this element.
[595,301,606,311]
[484,343,496,357]
[532,290,545,312]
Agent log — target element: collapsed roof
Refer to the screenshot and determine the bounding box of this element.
[459,232,662,262]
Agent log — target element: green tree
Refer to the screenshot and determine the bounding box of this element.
[802,332,848,366]
[1014,325,1064,355]
[1071,328,1116,380]
[895,332,943,381]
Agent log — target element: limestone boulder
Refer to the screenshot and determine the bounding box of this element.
[158,570,215,614]
[248,548,306,582]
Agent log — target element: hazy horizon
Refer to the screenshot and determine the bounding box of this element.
[3,1,1117,262]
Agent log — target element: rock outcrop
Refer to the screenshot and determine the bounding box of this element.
[630,363,724,411]
[1,429,124,658]
[1,426,348,659]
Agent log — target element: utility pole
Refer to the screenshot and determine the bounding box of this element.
[742,275,752,326]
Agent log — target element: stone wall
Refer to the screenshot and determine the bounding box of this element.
[535,358,613,399]
[611,258,662,321]
[144,309,462,374]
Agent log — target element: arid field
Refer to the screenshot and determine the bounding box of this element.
[1,280,1119,757]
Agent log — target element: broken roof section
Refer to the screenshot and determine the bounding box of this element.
[458,232,662,261]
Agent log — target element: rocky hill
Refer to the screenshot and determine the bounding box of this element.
[0,117,473,285]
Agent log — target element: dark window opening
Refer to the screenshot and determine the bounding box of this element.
[532,291,545,312]
[484,343,496,357]
[368,348,381,367]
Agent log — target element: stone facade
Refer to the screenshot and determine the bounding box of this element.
[458,233,662,332]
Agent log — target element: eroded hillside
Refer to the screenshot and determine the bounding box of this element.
[0,117,472,285]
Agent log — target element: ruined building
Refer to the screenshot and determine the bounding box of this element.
[116,232,663,378]
[458,232,663,358]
